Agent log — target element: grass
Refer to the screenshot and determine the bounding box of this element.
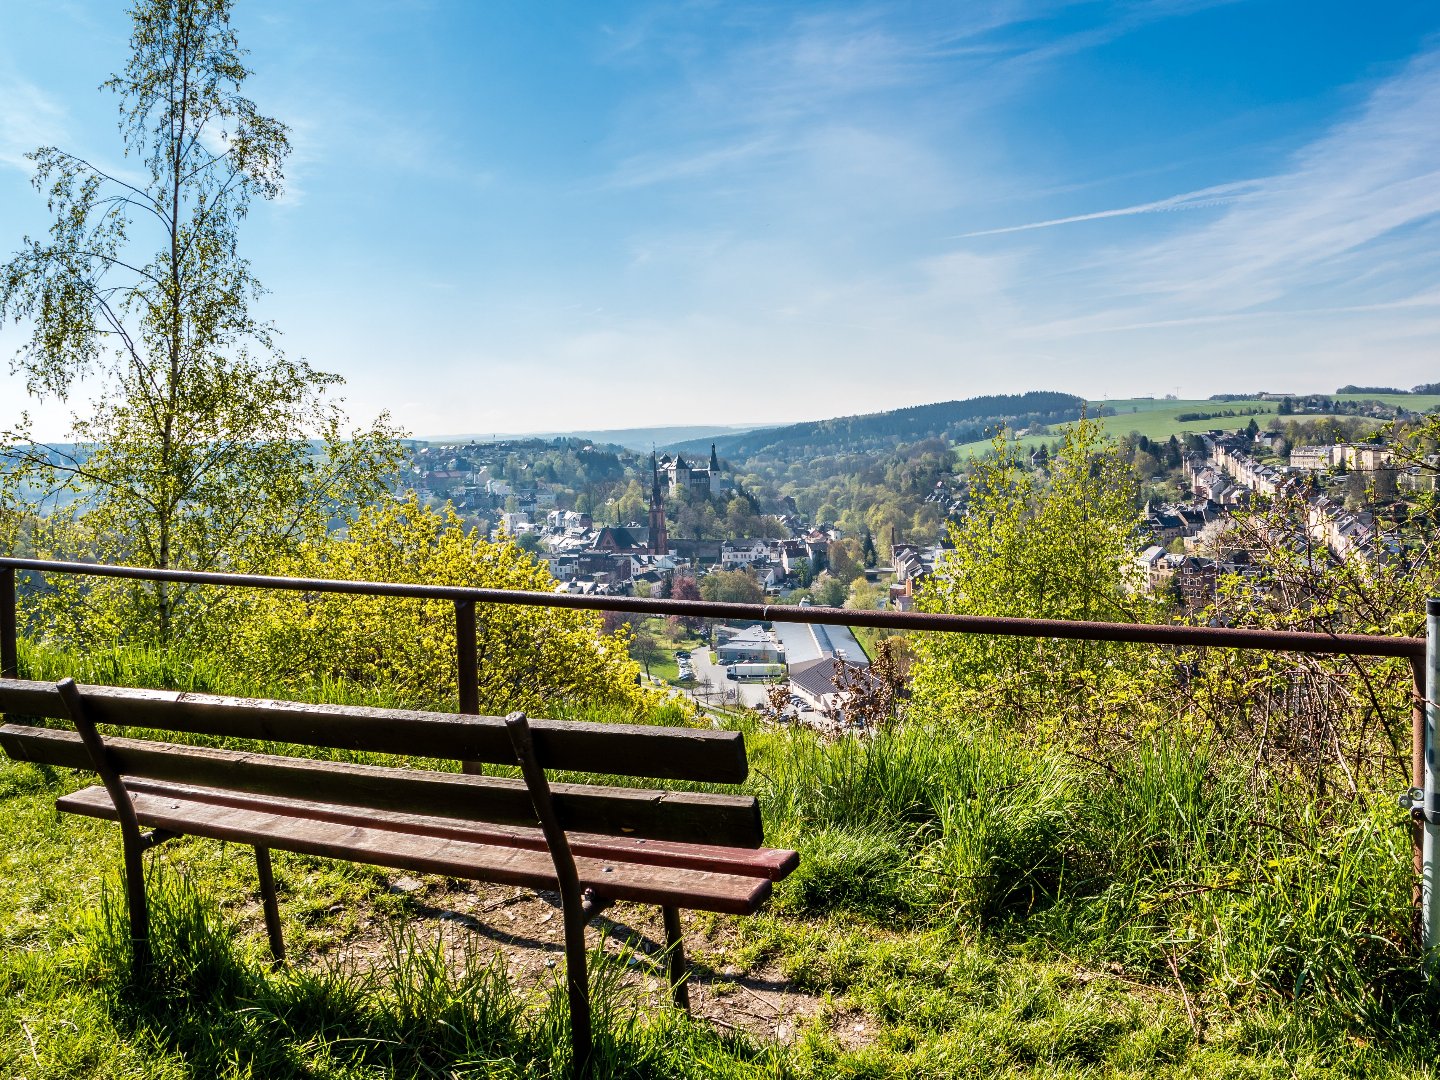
[950,393,1440,458]
[2,638,1438,1077]
[631,617,705,685]
[1326,392,1440,410]
[852,625,899,661]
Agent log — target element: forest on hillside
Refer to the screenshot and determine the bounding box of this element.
[667,391,1086,460]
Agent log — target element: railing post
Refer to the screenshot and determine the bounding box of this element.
[1425,600,1440,960]
[455,599,481,775]
[1414,655,1426,910]
[1,566,17,679]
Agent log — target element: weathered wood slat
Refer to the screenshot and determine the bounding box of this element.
[66,781,797,880]
[1,724,765,847]
[57,785,773,915]
[0,679,55,718]
[82,776,794,878]
[0,679,748,782]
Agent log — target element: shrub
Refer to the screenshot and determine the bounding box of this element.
[205,497,661,716]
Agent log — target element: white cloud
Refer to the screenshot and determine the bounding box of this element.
[1120,47,1440,313]
[0,78,67,173]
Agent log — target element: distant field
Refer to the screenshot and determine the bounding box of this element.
[949,391,1439,459]
[1090,398,1281,442]
[1330,392,1440,410]
[1100,393,1440,414]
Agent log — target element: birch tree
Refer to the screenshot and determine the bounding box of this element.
[0,0,402,641]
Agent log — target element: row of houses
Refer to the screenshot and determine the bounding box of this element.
[1288,442,1393,472]
[1178,433,1394,564]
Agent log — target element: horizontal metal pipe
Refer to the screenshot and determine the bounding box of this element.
[0,556,1424,660]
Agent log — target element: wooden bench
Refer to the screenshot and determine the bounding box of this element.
[0,677,798,1072]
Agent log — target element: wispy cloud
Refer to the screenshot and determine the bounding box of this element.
[607,136,781,190]
[0,77,67,173]
[983,40,1440,375]
[598,7,947,192]
[1119,47,1440,312]
[595,0,1249,206]
[562,0,1440,416]
[953,179,1263,237]
[1023,292,1440,340]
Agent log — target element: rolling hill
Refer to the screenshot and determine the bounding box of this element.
[665,391,1086,461]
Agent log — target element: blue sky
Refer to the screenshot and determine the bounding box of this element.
[2,1,1438,439]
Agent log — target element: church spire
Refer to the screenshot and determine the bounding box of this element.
[648,452,668,556]
[710,442,720,473]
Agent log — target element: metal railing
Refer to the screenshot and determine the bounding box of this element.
[0,555,1435,950]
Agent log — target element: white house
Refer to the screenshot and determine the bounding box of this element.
[720,538,769,568]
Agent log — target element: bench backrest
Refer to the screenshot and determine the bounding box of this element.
[0,678,764,848]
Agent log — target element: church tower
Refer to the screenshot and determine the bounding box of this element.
[708,442,722,495]
[648,452,669,556]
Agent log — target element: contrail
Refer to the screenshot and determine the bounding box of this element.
[953,179,1263,238]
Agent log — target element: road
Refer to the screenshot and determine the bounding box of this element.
[688,648,777,709]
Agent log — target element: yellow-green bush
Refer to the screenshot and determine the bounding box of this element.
[204,497,661,717]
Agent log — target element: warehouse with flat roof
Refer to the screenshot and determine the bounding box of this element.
[773,620,869,668]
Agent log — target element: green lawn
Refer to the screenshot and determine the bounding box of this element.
[1331,392,1440,410]
[631,618,706,685]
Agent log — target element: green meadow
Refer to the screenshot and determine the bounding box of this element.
[953,393,1440,458]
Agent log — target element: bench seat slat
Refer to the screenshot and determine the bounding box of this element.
[58,785,774,916]
[0,679,748,783]
[66,780,799,881]
[1,725,764,848]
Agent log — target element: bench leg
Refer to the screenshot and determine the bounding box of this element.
[55,678,151,974]
[562,900,593,1075]
[254,846,286,965]
[120,830,152,973]
[662,906,690,1012]
[504,712,595,1075]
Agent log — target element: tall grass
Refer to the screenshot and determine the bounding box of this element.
[755,724,1077,926]
[749,720,1433,1032]
[18,638,230,694]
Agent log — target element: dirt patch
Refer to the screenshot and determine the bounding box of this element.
[288,875,836,1046]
